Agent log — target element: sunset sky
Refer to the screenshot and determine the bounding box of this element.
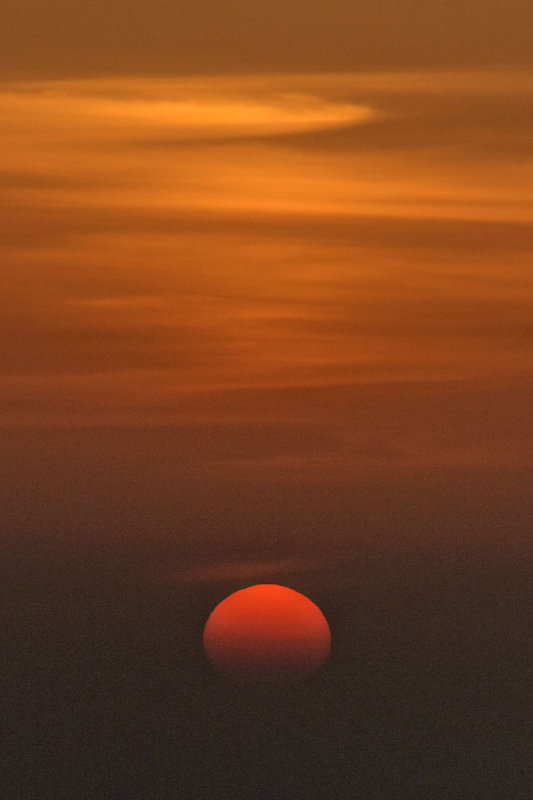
[2,3,532,798]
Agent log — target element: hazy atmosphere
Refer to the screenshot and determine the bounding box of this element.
[2,2,532,798]
[3,0,532,77]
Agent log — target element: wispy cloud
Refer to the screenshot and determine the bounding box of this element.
[1,72,532,484]
[164,557,327,585]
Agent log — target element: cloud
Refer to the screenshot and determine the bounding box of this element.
[1,72,532,471]
[2,73,532,226]
[163,557,328,585]
[0,79,374,144]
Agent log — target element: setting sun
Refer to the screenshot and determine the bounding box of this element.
[203,584,331,682]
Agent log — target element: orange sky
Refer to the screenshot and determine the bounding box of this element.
[1,60,532,562]
[3,0,532,79]
[2,10,532,800]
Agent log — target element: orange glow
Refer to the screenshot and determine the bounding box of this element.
[203,584,331,682]
[1,72,532,486]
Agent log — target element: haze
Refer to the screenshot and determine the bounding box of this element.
[2,3,532,798]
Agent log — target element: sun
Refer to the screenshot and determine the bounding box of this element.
[203,584,331,682]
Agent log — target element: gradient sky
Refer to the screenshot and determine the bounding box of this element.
[2,65,532,598]
[2,71,532,482]
[2,8,532,798]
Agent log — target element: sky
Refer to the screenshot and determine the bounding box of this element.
[2,3,532,799]
[3,0,533,78]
